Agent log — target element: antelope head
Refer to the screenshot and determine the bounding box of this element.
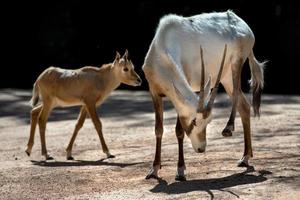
[113,50,142,86]
[188,44,227,153]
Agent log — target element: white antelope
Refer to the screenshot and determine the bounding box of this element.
[143,10,265,181]
[26,50,142,160]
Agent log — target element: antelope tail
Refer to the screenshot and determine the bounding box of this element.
[248,49,267,117]
[29,82,40,107]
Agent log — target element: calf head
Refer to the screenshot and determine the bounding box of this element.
[113,50,142,86]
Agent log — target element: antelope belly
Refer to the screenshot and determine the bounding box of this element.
[54,97,84,107]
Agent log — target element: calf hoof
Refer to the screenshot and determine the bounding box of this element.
[45,154,54,160]
[46,156,54,160]
[67,156,74,160]
[105,151,115,159]
[25,150,30,156]
[175,174,186,181]
[222,128,233,137]
[107,154,115,159]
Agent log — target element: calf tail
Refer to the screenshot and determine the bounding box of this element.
[29,82,40,107]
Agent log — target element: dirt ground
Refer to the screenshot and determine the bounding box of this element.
[0,89,299,200]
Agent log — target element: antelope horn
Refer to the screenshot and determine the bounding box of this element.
[197,46,205,113]
[206,44,227,111]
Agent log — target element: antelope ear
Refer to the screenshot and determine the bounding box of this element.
[113,51,121,67]
[115,51,121,62]
[122,49,129,60]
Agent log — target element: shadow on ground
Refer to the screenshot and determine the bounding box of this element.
[31,159,144,168]
[1,89,299,125]
[150,167,269,199]
[0,89,174,124]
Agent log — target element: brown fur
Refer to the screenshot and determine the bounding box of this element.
[25,51,142,159]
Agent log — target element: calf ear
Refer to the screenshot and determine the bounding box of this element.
[115,51,121,61]
[123,49,129,60]
[113,51,121,66]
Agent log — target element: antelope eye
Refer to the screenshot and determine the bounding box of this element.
[123,67,129,72]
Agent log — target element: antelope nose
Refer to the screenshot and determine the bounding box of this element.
[197,148,205,153]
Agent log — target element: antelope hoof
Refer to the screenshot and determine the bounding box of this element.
[145,174,158,180]
[45,154,54,160]
[175,174,186,181]
[25,150,31,156]
[67,156,74,160]
[106,152,115,159]
[238,161,249,167]
[237,156,250,167]
[107,154,115,159]
[222,128,233,137]
[145,166,159,180]
[46,156,54,160]
[175,166,186,181]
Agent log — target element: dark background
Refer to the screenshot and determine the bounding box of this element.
[2,0,300,94]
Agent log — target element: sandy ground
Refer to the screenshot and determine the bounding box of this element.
[0,89,299,200]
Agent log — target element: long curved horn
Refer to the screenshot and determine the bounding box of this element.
[197,46,205,113]
[206,44,227,111]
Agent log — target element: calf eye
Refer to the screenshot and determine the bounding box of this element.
[123,67,129,72]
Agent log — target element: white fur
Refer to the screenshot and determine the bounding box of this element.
[196,113,213,131]
[143,10,255,120]
[238,155,250,165]
[190,135,206,152]
[188,113,211,152]
[143,11,264,157]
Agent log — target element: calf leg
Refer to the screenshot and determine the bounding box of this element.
[38,103,53,160]
[85,103,114,158]
[65,106,87,160]
[146,92,163,179]
[25,105,42,156]
[175,116,186,181]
